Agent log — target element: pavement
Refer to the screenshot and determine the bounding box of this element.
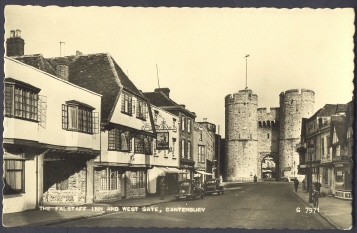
[2,195,173,227]
[291,187,353,230]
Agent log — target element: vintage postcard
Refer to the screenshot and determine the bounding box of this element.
[2,6,354,229]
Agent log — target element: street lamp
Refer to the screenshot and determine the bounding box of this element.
[308,144,314,203]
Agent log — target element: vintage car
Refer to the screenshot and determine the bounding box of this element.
[204,179,224,195]
[174,180,204,200]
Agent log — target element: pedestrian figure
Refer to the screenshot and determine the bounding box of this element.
[160,177,165,200]
[253,175,257,183]
[294,178,299,192]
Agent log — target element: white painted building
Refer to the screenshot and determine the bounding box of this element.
[4,56,101,213]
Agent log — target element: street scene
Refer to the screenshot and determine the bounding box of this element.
[3,6,354,230]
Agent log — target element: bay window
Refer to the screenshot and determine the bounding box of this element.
[4,78,40,121]
[108,127,131,151]
[62,100,99,134]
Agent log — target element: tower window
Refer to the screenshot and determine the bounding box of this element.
[267,133,270,139]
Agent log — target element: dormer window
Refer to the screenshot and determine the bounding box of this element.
[4,78,40,121]
[136,99,147,120]
[121,91,133,115]
[62,100,99,134]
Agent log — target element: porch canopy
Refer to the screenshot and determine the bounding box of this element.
[147,166,187,194]
[4,152,26,160]
[195,170,213,175]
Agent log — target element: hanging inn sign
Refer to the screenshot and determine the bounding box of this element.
[142,115,178,150]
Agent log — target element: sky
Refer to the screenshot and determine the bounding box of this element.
[5,6,354,136]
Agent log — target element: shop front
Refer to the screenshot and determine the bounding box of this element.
[333,162,352,200]
[179,159,195,181]
[147,166,186,195]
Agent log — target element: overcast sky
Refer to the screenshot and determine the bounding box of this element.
[5,6,354,136]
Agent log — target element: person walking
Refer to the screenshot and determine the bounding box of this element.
[159,177,166,200]
[253,175,257,183]
[294,178,299,192]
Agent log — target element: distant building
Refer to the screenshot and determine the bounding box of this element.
[297,103,352,200]
[144,88,197,179]
[193,121,216,182]
[225,88,315,181]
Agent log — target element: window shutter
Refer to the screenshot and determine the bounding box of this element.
[128,96,132,114]
[136,100,140,117]
[62,104,68,129]
[121,94,125,112]
[93,112,99,134]
[38,95,47,129]
[144,104,148,120]
[132,99,136,115]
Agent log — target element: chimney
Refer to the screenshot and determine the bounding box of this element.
[6,29,25,56]
[76,50,83,56]
[154,88,170,98]
[56,65,69,81]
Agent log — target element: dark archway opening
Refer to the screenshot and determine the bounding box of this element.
[261,156,277,180]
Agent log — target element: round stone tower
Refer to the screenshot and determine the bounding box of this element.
[225,89,258,182]
[278,89,315,179]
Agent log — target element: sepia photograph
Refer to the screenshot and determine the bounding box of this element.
[2,6,354,229]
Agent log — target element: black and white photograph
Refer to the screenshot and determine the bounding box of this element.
[2,6,354,229]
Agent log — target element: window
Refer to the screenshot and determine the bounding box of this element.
[187,141,191,159]
[187,119,192,133]
[173,118,177,131]
[108,128,131,151]
[181,140,185,158]
[4,159,25,194]
[199,130,203,141]
[321,138,325,156]
[100,168,119,190]
[172,138,176,156]
[131,171,144,189]
[181,116,186,131]
[4,79,40,121]
[62,103,98,134]
[121,92,133,115]
[267,133,270,139]
[135,135,153,154]
[154,110,159,124]
[136,99,147,120]
[138,171,144,188]
[198,145,205,163]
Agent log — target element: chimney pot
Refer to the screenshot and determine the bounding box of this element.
[15,29,21,38]
[6,30,24,56]
[154,88,170,97]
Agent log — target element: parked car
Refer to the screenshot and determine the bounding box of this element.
[174,180,204,200]
[204,179,224,195]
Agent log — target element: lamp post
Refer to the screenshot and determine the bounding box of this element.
[308,144,314,203]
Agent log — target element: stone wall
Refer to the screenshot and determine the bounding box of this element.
[126,171,146,199]
[225,89,258,181]
[43,160,87,204]
[279,89,314,177]
[94,168,121,202]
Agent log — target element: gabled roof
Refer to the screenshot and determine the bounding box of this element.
[306,104,347,123]
[143,91,179,107]
[330,115,347,146]
[13,54,57,76]
[345,101,354,127]
[19,53,146,122]
[143,90,196,118]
